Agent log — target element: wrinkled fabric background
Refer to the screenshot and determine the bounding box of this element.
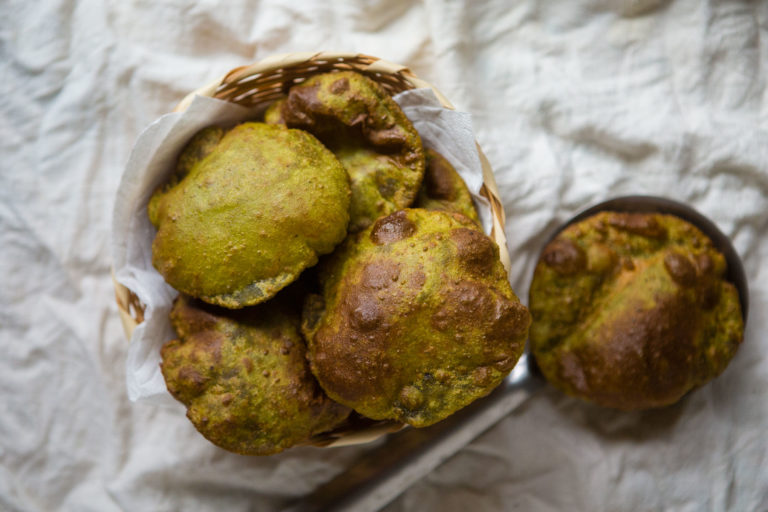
[2,1,767,511]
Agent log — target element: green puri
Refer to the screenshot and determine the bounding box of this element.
[266,71,425,232]
[302,209,531,427]
[415,148,480,225]
[529,212,744,410]
[148,123,351,308]
[161,293,350,455]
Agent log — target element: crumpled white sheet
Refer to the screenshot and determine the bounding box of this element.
[2,1,767,511]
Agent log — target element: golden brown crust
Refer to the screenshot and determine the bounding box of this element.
[160,292,350,455]
[415,149,480,225]
[303,209,530,427]
[529,211,744,410]
[265,71,425,232]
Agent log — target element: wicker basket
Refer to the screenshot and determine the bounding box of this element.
[113,51,509,448]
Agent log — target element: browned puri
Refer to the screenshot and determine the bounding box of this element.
[112,51,510,447]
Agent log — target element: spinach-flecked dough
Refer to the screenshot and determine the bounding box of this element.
[529,212,744,410]
[302,209,530,427]
[266,71,425,232]
[160,293,350,456]
[148,122,351,308]
[415,148,480,225]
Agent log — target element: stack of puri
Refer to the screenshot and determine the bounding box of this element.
[148,71,531,455]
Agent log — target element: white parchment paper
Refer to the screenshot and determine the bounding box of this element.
[112,89,490,403]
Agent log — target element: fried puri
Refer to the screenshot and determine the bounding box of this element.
[415,149,480,225]
[265,71,425,232]
[148,122,350,308]
[529,212,744,410]
[302,209,531,427]
[160,293,350,455]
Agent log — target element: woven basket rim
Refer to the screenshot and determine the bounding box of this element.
[112,51,510,448]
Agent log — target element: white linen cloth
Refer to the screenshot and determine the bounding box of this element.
[2,1,767,511]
